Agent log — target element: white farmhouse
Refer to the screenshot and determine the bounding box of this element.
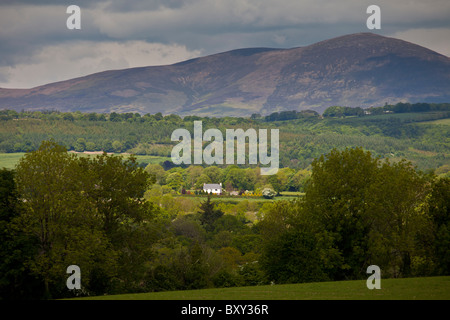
[203,183,222,195]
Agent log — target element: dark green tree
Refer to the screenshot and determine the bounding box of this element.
[261,229,328,284]
[303,147,378,279]
[198,194,224,232]
[0,168,42,299]
[12,141,158,297]
[303,148,431,279]
[428,178,450,275]
[81,152,154,239]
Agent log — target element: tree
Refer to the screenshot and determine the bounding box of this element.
[109,112,121,122]
[225,167,254,191]
[63,113,74,121]
[112,140,123,153]
[291,169,311,192]
[74,138,86,152]
[166,172,183,191]
[303,147,431,279]
[260,148,433,284]
[87,113,98,121]
[258,200,334,284]
[13,141,157,297]
[145,163,167,185]
[185,166,204,189]
[184,242,209,289]
[302,148,382,279]
[85,141,96,151]
[203,166,223,184]
[426,178,450,275]
[323,106,346,118]
[261,229,328,284]
[366,159,431,277]
[195,173,212,190]
[0,169,42,299]
[268,174,282,194]
[14,141,113,297]
[82,152,155,240]
[199,194,224,232]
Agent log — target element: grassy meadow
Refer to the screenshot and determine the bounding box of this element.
[0,152,25,169]
[0,152,169,169]
[71,276,450,300]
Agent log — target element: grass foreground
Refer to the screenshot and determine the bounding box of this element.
[72,276,450,300]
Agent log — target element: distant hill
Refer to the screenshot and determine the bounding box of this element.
[1,33,449,116]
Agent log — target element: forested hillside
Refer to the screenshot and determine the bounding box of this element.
[1,103,449,175]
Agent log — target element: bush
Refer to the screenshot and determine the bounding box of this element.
[261,188,276,199]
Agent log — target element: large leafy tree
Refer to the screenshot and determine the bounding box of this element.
[72,151,158,294]
[80,152,154,240]
[366,158,431,277]
[14,141,113,297]
[303,147,379,279]
[12,141,157,297]
[304,148,431,279]
[260,147,433,283]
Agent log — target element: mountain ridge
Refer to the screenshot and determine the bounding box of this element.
[1,32,449,116]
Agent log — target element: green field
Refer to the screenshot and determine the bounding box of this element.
[0,152,169,169]
[419,118,450,125]
[0,153,25,169]
[71,276,450,300]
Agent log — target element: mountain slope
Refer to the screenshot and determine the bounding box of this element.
[1,33,449,116]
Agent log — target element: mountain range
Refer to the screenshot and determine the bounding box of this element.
[1,32,449,116]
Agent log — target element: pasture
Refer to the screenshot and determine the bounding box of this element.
[71,276,450,300]
[0,152,169,169]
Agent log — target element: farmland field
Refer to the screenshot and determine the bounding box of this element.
[71,276,450,300]
[0,153,25,169]
[0,152,169,169]
[419,118,450,125]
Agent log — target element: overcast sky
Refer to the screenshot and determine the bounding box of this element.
[1,0,449,88]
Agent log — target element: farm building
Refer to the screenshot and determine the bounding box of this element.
[203,183,222,195]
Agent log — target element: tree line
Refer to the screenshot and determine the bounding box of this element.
[322,102,450,118]
[144,163,311,194]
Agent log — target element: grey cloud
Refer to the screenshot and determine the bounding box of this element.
[0,0,106,7]
[1,0,450,87]
[0,4,104,67]
[103,0,191,12]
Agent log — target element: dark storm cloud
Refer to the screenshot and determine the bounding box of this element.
[0,0,449,88]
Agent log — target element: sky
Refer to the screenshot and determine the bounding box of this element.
[0,0,449,89]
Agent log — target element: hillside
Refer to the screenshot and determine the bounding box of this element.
[0,107,449,175]
[1,33,449,116]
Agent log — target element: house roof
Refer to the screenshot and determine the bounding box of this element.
[203,183,222,189]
